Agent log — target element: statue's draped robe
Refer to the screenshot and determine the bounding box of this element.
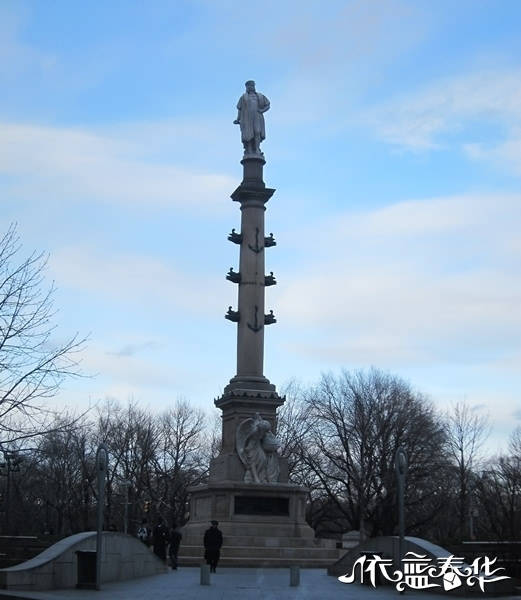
[244,428,268,483]
[263,432,280,483]
[237,92,270,143]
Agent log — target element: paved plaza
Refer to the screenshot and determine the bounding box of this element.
[0,568,517,600]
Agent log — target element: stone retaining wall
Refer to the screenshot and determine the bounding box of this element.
[0,531,166,591]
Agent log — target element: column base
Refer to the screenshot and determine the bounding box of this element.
[224,375,276,393]
[179,481,342,567]
[183,480,314,542]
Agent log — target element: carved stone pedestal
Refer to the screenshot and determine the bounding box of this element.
[179,481,342,567]
[182,481,313,542]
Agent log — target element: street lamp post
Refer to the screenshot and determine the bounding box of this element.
[121,480,131,535]
[395,446,408,582]
[0,450,21,535]
[95,444,109,591]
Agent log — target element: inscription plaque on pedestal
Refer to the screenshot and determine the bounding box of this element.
[234,496,289,516]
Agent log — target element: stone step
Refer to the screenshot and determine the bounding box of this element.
[182,535,338,549]
[178,555,335,568]
[178,544,341,559]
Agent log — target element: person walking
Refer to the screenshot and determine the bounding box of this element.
[137,518,151,547]
[168,523,182,570]
[203,520,223,573]
[153,517,169,562]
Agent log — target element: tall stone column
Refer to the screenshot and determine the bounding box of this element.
[227,157,274,387]
[214,156,285,467]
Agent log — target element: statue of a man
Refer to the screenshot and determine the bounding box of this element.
[234,80,270,157]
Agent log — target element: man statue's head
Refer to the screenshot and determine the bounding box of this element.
[245,80,256,92]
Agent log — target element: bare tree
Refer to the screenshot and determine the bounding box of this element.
[92,398,208,531]
[205,408,222,464]
[509,426,521,461]
[0,224,85,444]
[154,399,207,526]
[277,379,316,486]
[299,369,449,539]
[475,427,521,541]
[8,412,95,536]
[444,401,490,537]
[95,399,159,530]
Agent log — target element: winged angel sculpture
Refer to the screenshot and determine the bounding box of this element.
[236,413,280,484]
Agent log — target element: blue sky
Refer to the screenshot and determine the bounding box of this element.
[1,0,520,454]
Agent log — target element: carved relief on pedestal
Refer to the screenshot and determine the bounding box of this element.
[236,413,280,484]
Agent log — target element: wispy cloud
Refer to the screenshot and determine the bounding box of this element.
[274,193,521,368]
[80,343,180,389]
[0,5,56,78]
[49,245,228,317]
[0,122,235,212]
[364,68,521,172]
[464,136,521,175]
[108,340,162,357]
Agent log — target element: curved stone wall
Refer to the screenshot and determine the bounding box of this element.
[0,531,167,591]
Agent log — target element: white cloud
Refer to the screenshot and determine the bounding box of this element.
[80,343,178,389]
[348,194,489,236]
[365,68,521,171]
[0,5,56,78]
[0,122,236,212]
[274,193,521,367]
[464,136,521,175]
[49,245,228,316]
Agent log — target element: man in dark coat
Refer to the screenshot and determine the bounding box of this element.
[203,520,223,573]
[168,523,182,570]
[153,517,169,562]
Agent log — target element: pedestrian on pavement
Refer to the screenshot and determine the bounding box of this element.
[137,518,151,547]
[203,520,223,573]
[153,517,169,562]
[168,523,182,570]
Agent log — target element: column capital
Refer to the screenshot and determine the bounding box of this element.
[231,186,275,206]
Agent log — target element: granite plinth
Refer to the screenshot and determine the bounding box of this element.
[184,481,310,535]
[180,481,340,567]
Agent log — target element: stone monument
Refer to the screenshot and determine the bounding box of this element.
[179,82,339,567]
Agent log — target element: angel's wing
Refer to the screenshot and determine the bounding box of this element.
[236,417,255,467]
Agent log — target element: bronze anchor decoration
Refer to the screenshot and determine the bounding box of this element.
[264,233,276,248]
[264,310,276,325]
[225,306,240,323]
[247,305,263,332]
[226,267,241,283]
[264,271,276,287]
[228,228,242,244]
[248,227,263,254]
